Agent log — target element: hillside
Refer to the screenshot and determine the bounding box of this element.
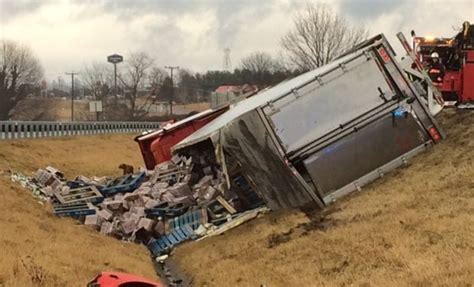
[0,134,157,286]
[0,109,472,286]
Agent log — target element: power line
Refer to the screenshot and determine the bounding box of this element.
[164,66,179,116]
[65,72,79,122]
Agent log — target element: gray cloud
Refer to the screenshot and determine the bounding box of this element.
[100,0,201,18]
[213,0,275,47]
[338,0,408,20]
[11,0,470,80]
[0,0,44,22]
[88,0,276,48]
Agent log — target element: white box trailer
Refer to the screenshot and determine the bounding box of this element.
[173,34,445,210]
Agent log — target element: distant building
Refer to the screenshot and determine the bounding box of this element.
[211,84,258,107]
[149,101,171,115]
[40,80,48,98]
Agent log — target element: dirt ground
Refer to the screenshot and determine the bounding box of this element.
[0,134,158,286]
[175,109,474,286]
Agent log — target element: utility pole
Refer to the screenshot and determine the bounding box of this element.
[165,66,179,116]
[65,72,79,122]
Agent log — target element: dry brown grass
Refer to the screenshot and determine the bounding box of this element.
[12,98,211,121]
[1,110,473,286]
[0,134,157,286]
[175,109,474,286]
[11,98,93,121]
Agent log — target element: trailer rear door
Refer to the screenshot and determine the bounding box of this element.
[302,113,428,201]
[262,50,433,203]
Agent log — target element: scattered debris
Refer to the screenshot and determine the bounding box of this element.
[12,150,267,260]
[10,171,50,201]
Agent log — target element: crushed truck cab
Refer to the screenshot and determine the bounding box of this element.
[172,34,444,210]
[135,107,228,170]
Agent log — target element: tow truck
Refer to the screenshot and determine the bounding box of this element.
[403,22,474,108]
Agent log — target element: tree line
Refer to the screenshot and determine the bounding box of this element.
[80,52,301,120]
[0,4,367,121]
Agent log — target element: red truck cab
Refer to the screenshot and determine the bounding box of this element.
[135,107,228,170]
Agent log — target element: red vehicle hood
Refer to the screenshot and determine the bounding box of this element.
[89,271,163,287]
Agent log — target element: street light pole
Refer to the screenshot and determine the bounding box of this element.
[165,66,179,116]
[107,54,124,98]
[113,62,117,96]
[65,72,78,122]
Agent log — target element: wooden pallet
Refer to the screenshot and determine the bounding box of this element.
[54,185,104,204]
[197,207,269,240]
[205,195,243,223]
[53,202,96,217]
[216,196,237,214]
[151,167,189,183]
[100,172,146,197]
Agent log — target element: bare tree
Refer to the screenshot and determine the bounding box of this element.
[175,69,204,103]
[281,3,368,71]
[119,52,164,120]
[0,40,43,120]
[148,66,167,97]
[240,51,276,73]
[82,62,112,102]
[240,51,284,88]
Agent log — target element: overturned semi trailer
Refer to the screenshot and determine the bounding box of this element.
[172,34,445,210]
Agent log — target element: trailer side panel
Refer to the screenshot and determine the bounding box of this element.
[219,110,323,209]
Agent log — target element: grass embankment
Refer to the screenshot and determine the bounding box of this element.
[0,134,157,286]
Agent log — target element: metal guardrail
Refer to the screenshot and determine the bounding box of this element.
[0,121,161,140]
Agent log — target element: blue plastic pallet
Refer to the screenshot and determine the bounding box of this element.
[100,172,146,197]
[148,209,207,256]
[233,174,263,209]
[53,202,96,217]
[169,209,203,231]
[54,185,104,205]
[148,225,195,256]
[145,204,188,218]
[66,180,89,189]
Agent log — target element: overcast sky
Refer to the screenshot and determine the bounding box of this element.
[1,0,472,81]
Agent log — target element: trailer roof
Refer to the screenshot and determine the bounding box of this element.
[135,109,212,141]
[172,39,380,152]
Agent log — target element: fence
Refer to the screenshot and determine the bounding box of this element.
[0,121,161,140]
